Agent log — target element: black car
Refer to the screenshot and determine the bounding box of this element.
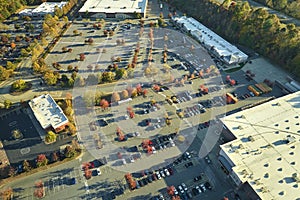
[204,182,212,190]
[138,180,144,187]
[147,175,153,183]
[142,178,148,185]
[185,162,193,168]
[194,175,202,182]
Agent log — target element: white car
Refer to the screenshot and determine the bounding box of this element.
[160,170,165,178]
[134,132,140,136]
[96,168,101,175]
[169,139,175,147]
[195,186,202,193]
[129,156,135,163]
[121,158,126,165]
[182,183,188,191]
[156,171,162,179]
[178,185,184,194]
[152,146,157,154]
[200,183,206,192]
[185,152,191,159]
[124,115,129,120]
[174,187,179,195]
[164,168,170,176]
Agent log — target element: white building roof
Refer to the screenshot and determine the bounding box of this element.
[18,8,34,16]
[173,16,248,64]
[221,91,300,200]
[29,94,68,130]
[31,2,67,15]
[79,0,147,14]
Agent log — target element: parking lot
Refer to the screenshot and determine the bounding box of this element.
[0,108,43,165]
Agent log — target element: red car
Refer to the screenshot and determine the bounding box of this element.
[89,162,95,169]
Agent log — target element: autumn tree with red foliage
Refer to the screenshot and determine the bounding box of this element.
[153,84,160,92]
[34,181,45,199]
[100,99,109,110]
[36,154,48,167]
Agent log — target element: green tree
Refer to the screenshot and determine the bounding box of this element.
[115,68,127,79]
[101,72,115,83]
[45,131,57,143]
[36,154,48,167]
[6,61,16,70]
[3,100,12,109]
[43,71,58,85]
[64,145,76,158]
[0,66,12,81]
[11,79,26,91]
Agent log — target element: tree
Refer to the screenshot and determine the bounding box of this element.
[8,166,15,177]
[45,131,57,143]
[115,68,127,79]
[153,84,160,92]
[1,187,13,200]
[36,154,48,167]
[34,181,45,199]
[111,92,121,102]
[51,152,59,162]
[64,106,74,116]
[11,79,26,91]
[84,169,92,179]
[121,90,129,99]
[68,123,77,135]
[3,100,12,109]
[67,65,73,72]
[100,99,109,110]
[142,89,148,97]
[64,145,76,158]
[101,71,115,83]
[43,71,58,85]
[0,66,12,81]
[23,160,31,172]
[79,53,85,61]
[73,30,79,35]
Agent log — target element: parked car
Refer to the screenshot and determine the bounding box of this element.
[205,156,211,164]
[194,175,202,182]
[164,168,170,176]
[156,171,162,179]
[200,183,206,192]
[204,181,212,190]
[182,183,188,191]
[178,185,184,194]
[195,186,202,194]
[96,168,101,175]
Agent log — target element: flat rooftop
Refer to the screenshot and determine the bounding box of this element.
[79,0,147,14]
[173,16,248,64]
[32,2,67,15]
[29,94,68,130]
[221,91,300,200]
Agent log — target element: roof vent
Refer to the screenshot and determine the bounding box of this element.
[293,173,300,182]
[248,136,254,141]
[287,135,296,144]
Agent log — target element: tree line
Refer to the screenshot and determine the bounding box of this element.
[253,0,300,19]
[168,0,300,78]
[0,0,78,21]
